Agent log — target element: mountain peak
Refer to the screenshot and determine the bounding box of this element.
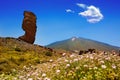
[71,37,77,41]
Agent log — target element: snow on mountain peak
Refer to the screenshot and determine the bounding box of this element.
[71,37,77,41]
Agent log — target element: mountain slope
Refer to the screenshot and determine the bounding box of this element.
[47,37,120,52]
[0,37,62,73]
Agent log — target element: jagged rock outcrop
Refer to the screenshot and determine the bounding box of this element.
[18,11,37,44]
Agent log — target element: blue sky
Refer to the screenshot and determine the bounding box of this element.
[0,0,120,47]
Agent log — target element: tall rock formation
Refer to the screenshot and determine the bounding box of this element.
[19,11,37,44]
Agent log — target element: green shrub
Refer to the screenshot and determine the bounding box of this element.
[0,59,7,65]
[45,51,53,56]
[15,47,21,52]
[34,57,41,64]
[10,57,15,62]
[19,57,26,62]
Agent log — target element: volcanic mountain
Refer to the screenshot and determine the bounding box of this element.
[47,37,120,52]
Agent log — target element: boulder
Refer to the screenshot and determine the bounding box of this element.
[19,11,37,44]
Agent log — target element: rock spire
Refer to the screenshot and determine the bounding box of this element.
[19,11,37,44]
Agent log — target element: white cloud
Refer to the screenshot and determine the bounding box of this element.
[77,4,103,23]
[66,9,74,13]
[76,3,86,9]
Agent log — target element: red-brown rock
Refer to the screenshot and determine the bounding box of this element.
[19,11,37,44]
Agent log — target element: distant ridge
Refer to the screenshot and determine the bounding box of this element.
[47,37,120,52]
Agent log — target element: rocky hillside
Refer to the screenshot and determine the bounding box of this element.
[0,37,66,73]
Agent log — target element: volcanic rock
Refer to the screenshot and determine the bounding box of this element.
[19,11,37,44]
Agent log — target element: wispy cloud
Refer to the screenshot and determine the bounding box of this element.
[77,4,103,23]
[66,9,74,13]
[76,3,86,9]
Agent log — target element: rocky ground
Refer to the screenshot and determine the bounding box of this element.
[0,37,120,80]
